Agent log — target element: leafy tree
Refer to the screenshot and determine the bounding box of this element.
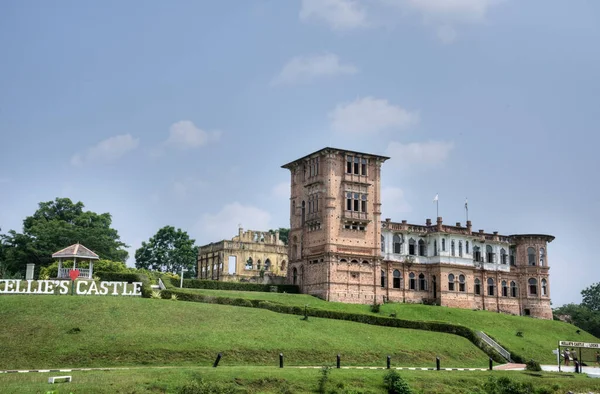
[553,303,600,338]
[581,282,600,312]
[1,198,128,275]
[269,228,289,245]
[135,226,197,276]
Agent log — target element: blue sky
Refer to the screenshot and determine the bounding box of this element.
[1,0,598,307]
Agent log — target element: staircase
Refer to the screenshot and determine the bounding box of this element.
[477,331,513,362]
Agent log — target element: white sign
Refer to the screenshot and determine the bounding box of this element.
[559,341,600,349]
[0,280,142,296]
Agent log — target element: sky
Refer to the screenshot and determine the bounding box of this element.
[1,0,599,307]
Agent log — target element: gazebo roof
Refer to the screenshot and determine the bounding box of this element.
[52,243,99,260]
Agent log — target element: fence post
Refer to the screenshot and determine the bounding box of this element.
[489,358,493,371]
[575,361,579,374]
[436,357,440,371]
[387,355,391,369]
[336,354,341,369]
[280,353,284,368]
[213,353,222,368]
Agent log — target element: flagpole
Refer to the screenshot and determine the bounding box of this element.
[465,198,469,223]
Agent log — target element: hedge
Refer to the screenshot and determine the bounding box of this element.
[172,278,300,294]
[159,285,509,363]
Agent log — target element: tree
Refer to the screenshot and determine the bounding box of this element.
[581,282,600,312]
[0,198,129,275]
[269,228,289,245]
[553,303,600,338]
[135,226,197,276]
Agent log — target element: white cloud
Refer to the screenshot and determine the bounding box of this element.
[329,96,419,135]
[437,25,458,44]
[381,186,412,219]
[71,134,139,166]
[271,53,358,86]
[271,181,290,199]
[300,0,368,31]
[194,202,272,242]
[166,120,220,149]
[385,140,454,170]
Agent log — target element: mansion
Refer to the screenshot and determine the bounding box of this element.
[282,147,554,319]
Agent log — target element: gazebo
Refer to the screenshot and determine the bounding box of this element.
[52,243,99,279]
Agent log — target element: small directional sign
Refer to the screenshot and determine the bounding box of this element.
[559,341,600,349]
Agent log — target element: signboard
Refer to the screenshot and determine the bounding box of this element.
[0,279,142,296]
[559,341,600,349]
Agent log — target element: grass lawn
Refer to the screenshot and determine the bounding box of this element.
[171,287,600,364]
[1,366,599,393]
[0,296,489,370]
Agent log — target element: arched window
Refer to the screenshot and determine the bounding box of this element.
[351,259,359,264]
[466,241,470,254]
[409,239,416,255]
[340,258,347,263]
[301,201,305,225]
[487,278,495,296]
[459,274,466,292]
[486,245,494,263]
[393,234,402,254]
[292,267,298,285]
[510,281,517,297]
[393,270,401,288]
[529,278,538,295]
[381,235,385,252]
[442,238,446,252]
[473,246,481,262]
[409,272,416,290]
[451,240,455,256]
[434,240,438,256]
[281,260,286,271]
[500,248,507,264]
[419,273,427,291]
[264,259,271,271]
[246,257,253,270]
[502,280,508,297]
[381,270,386,288]
[542,279,547,296]
[292,236,299,259]
[528,247,536,266]
[459,241,463,257]
[540,248,545,266]
[474,278,481,295]
[448,273,455,291]
[418,240,426,256]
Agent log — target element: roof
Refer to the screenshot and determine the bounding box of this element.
[52,243,100,260]
[282,147,390,169]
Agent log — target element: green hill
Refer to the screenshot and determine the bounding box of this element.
[0,296,488,370]
[169,287,600,364]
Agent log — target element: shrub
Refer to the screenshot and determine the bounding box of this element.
[95,272,140,283]
[317,366,331,394]
[383,371,412,394]
[525,359,541,372]
[151,291,162,299]
[177,377,241,394]
[482,377,536,394]
[370,302,381,313]
[175,278,300,294]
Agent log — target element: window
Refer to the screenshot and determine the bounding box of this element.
[381,235,385,252]
[346,156,352,173]
[393,270,401,288]
[419,273,427,291]
[486,245,494,263]
[246,257,253,270]
[418,240,426,256]
[459,274,466,292]
[264,259,271,271]
[487,278,495,296]
[409,239,416,255]
[448,274,455,291]
[346,155,365,175]
[528,247,536,266]
[451,240,455,256]
[529,278,537,295]
[502,280,508,297]
[381,270,386,288]
[511,281,517,297]
[459,241,463,257]
[361,158,367,175]
[500,248,507,264]
[442,238,446,251]
[393,234,402,254]
[281,260,286,271]
[292,268,298,285]
[542,278,547,296]
[409,273,416,290]
[540,248,545,266]
[474,278,481,295]
[346,192,367,213]
[466,241,470,254]
[473,246,481,262]
[434,240,438,256]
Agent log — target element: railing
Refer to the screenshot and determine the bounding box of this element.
[57,268,91,279]
[477,331,512,362]
[158,278,167,290]
[342,211,368,221]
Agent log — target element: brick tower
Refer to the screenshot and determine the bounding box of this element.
[282,147,389,303]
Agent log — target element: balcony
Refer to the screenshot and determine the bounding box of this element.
[342,210,369,222]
